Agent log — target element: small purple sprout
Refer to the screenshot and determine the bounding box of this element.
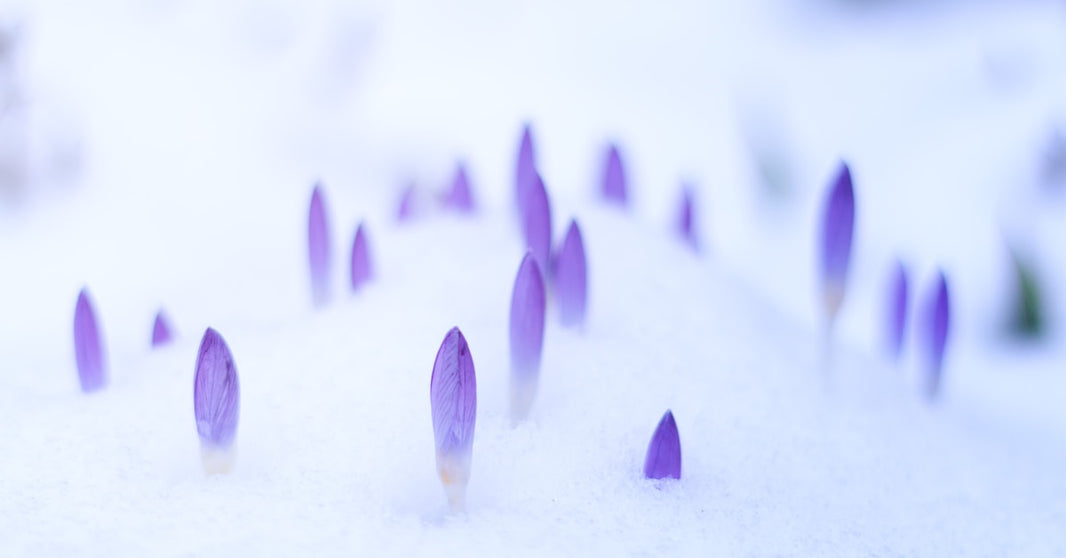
[522,173,553,278]
[818,162,855,324]
[443,163,475,212]
[308,183,332,308]
[676,185,698,251]
[602,143,628,206]
[644,410,681,480]
[350,221,373,291]
[151,309,175,348]
[430,327,477,511]
[886,261,908,360]
[194,328,241,474]
[554,219,587,328]
[515,124,536,212]
[73,288,107,393]
[923,271,950,400]
[509,253,546,423]
[397,183,416,222]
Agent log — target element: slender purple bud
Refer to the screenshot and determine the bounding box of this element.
[397,183,416,222]
[151,309,175,348]
[509,253,546,423]
[886,261,908,360]
[516,124,536,212]
[443,163,475,212]
[73,288,107,393]
[194,328,241,474]
[555,219,587,327]
[602,143,627,205]
[644,410,681,480]
[676,185,698,251]
[522,173,552,277]
[350,221,373,291]
[819,162,855,323]
[430,327,477,510]
[308,183,332,308]
[923,271,950,400]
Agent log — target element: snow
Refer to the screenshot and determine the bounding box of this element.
[1,0,1065,555]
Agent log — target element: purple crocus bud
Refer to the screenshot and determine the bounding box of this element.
[554,219,587,327]
[509,253,546,423]
[515,124,536,211]
[521,173,552,277]
[194,328,241,474]
[308,183,332,308]
[886,261,908,360]
[644,410,681,480]
[443,163,475,212]
[73,288,107,393]
[151,309,175,348]
[602,143,627,205]
[397,183,416,222]
[350,221,373,291]
[676,185,698,251]
[923,271,950,400]
[430,327,477,511]
[818,162,855,323]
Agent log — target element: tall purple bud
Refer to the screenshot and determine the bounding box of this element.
[430,327,477,511]
[509,253,546,424]
[151,309,175,348]
[602,143,628,206]
[886,261,908,360]
[676,185,698,251]
[922,271,950,400]
[308,183,332,308]
[194,328,241,475]
[644,410,681,480]
[818,162,855,324]
[444,163,475,212]
[522,173,553,277]
[515,124,536,212]
[554,219,587,327]
[73,288,107,393]
[350,221,373,291]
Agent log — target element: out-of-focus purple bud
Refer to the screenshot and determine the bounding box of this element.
[516,124,536,212]
[602,143,628,205]
[430,327,477,511]
[886,261,908,360]
[818,162,855,323]
[308,183,332,308]
[397,183,416,222]
[521,173,552,277]
[644,410,681,480]
[509,253,546,423]
[151,309,175,348]
[923,271,950,400]
[194,328,241,474]
[676,185,698,251]
[73,288,107,393]
[350,221,373,291]
[554,219,587,327]
[443,163,475,212]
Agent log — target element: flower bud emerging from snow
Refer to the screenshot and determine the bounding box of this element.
[350,221,373,291]
[602,143,628,205]
[443,163,475,212]
[194,328,241,475]
[676,185,698,251]
[151,309,175,348]
[522,173,552,277]
[515,124,536,212]
[73,288,107,393]
[307,183,332,307]
[509,253,546,423]
[430,327,477,511]
[884,261,908,360]
[644,410,681,480]
[818,162,855,324]
[397,183,416,222]
[554,219,587,328]
[923,271,950,400]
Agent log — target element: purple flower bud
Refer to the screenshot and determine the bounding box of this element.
[194,328,241,474]
[644,410,681,480]
[509,253,546,423]
[676,185,698,251]
[886,261,908,360]
[819,162,855,322]
[443,163,475,212]
[923,271,950,400]
[151,309,175,348]
[521,173,552,277]
[602,143,627,205]
[397,183,416,222]
[350,221,373,291]
[554,219,587,327]
[430,327,477,510]
[308,183,332,308]
[515,124,536,212]
[73,288,107,393]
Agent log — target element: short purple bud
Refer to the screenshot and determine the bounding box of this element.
[819,162,855,323]
[886,261,908,360]
[443,163,475,212]
[308,183,332,308]
[430,327,477,511]
[521,173,552,278]
[554,219,587,327]
[602,143,628,205]
[151,309,175,348]
[676,185,699,251]
[644,410,681,480]
[509,253,546,423]
[923,271,951,400]
[194,328,241,474]
[73,288,107,393]
[350,221,373,291]
[397,183,416,222]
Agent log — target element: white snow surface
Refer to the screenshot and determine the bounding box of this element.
[1,0,1065,555]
